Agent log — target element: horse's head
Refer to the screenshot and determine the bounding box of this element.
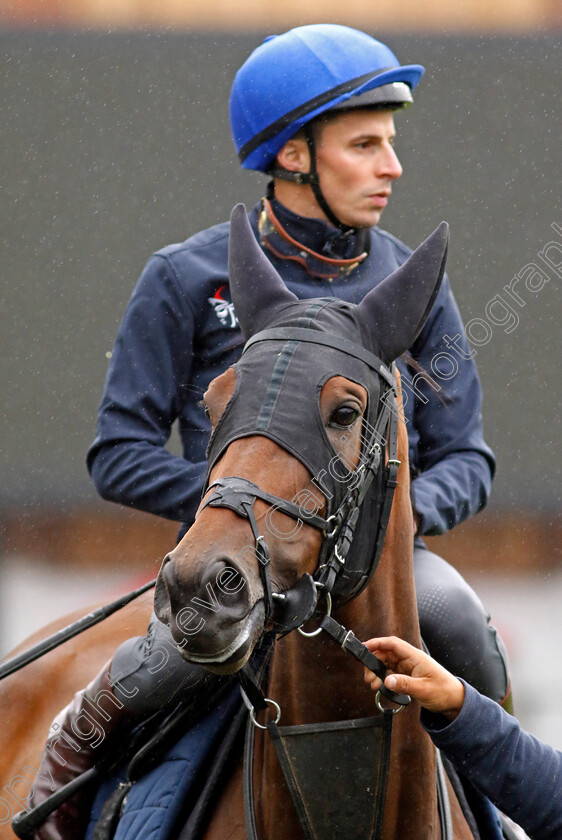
[154,205,448,673]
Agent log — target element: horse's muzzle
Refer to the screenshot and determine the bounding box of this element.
[154,552,264,672]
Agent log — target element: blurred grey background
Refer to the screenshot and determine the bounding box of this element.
[1,31,559,511]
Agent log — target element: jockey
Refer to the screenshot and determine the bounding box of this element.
[28,24,510,839]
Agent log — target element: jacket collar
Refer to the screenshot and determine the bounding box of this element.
[258,191,369,280]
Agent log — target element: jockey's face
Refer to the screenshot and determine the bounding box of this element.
[314,109,403,228]
[275,109,403,230]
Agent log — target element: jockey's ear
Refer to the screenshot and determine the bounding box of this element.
[358,222,449,364]
[228,203,297,339]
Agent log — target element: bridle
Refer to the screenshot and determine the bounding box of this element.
[199,324,408,706]
[201,326,399,605]
[206,326,454,840]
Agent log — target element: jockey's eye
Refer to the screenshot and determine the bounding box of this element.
[329,405,361,429]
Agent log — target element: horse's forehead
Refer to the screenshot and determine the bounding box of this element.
[270,298,370,348]
[237,299,378,412]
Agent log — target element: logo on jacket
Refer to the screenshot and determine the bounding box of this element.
[208,285,238,329]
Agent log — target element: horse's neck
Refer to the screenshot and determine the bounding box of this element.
[255,426,444,839]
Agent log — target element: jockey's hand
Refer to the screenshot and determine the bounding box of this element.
[363,636,465,721]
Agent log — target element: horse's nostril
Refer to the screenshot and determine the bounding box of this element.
[164,559,188,615]
[195,559,251,624]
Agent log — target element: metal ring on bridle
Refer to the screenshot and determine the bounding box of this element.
[375,689,405,715]
[249,698,282,729]
[298,591,332,637]
[324,515,339,539]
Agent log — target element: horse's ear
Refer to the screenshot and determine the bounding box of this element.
[228,203,297,338]
[358,222,449,363]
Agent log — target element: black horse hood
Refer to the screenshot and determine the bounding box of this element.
[206,295,385,500]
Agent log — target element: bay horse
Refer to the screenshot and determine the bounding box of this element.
[0,204,475,839]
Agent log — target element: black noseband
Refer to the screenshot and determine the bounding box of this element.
[199,476,325,630]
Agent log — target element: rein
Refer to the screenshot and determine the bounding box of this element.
[0,578,156,682]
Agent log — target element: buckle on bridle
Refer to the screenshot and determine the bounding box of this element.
[324,514,339,539]
[297,589,333,638]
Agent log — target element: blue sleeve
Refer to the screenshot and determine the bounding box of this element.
[406,276,495,535]
[87,254,207,524]
[422,682,562,840]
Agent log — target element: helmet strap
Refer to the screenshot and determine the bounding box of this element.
[268,124,357,234]
[267,166,318,187]
[302,124,355,233]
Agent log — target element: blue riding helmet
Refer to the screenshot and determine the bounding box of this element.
[230,24,424,174]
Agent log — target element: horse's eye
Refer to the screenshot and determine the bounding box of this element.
[329,406,360,428]
[203,404,211,421]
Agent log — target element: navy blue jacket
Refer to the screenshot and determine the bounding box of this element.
[87,201,495,536]
[423,682,562,840]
